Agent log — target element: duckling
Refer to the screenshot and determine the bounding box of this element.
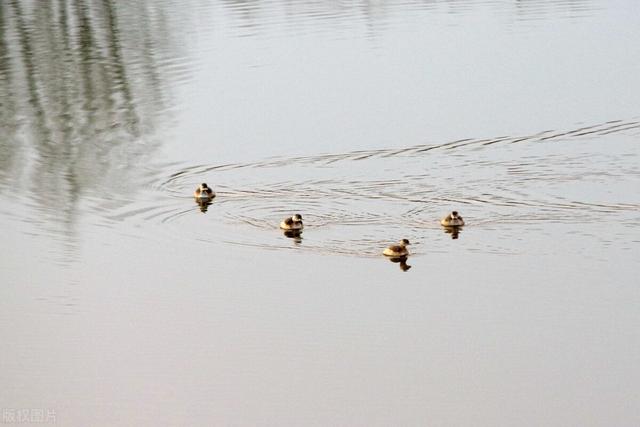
[194,183,215,200]
[383,239,410,257]
[440,211,464,227]
[280,214,303,231]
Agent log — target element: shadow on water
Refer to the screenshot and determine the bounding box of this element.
[0,1,194,264]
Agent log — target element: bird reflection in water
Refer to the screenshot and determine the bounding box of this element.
[195,198,213,213]
[388,256,411,272]
[283,229,303,244]
[443,225,463,240]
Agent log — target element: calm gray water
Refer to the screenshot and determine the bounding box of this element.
[1,0,639,425]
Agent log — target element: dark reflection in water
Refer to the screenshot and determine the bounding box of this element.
[443,226,462,240]
[388,256,411,272]
[283,229,303,244]
[196,198,213,213]
[0,0,191,262]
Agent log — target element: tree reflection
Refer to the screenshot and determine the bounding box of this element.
[218,0,596,38]
[0,0,183,261]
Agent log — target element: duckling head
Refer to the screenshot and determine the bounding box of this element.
[293,214,303,222]
[451,211,459,218]
[400,238,410,246]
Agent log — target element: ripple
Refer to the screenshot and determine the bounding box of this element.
[142,118,640,257]
[160,118,640,189]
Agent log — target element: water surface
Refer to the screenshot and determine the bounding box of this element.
[1,1,639,426]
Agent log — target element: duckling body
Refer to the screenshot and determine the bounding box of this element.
[383,239,410,257]
[280,214,303,231]
[440,211,464,227]
[194,183,215,200]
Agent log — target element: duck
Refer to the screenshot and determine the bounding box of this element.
[194,183,215,200]
[383,239,410,257]
[280,214,303,231]
[440,211,464,227]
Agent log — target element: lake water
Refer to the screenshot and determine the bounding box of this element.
[1,0,639,425]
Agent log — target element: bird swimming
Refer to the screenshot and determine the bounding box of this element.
[280,214,303,231]
[194,183,215,200]
[440,211,464,227]
[383,239,410,257]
